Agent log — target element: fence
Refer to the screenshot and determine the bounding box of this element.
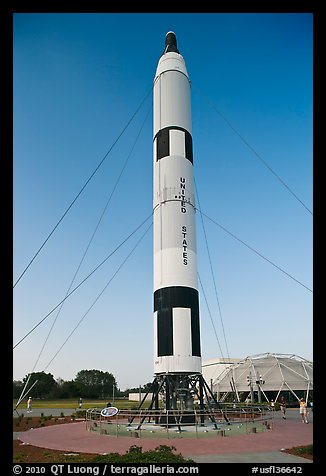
[86,406,274,439]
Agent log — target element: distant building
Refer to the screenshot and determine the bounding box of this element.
[202,357,242,391]
[128,393,153,402]
[128,393,164,402]
[205,352,313,404]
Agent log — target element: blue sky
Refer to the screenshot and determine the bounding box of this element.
[13,13,313,391]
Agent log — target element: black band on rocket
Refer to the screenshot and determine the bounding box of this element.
[154,126,193,163]
[154,286,201,357]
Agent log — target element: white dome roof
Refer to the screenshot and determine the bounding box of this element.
[213,352,313,399]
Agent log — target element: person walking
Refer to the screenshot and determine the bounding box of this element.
[299,398,309,423]
[279,396,286,419]
[27,396,32,413]
[270,399,275,411]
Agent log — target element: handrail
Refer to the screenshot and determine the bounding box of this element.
[85,405,273,437]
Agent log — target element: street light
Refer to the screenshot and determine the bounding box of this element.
[255,375,265,385]
[247,373,265,404]
[247,372,254,403]
[255,375,265,403]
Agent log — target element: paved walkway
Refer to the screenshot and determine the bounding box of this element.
[16,409,313,463]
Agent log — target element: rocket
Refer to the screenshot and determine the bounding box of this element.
[153,32,202,375]
[129,31,225,426]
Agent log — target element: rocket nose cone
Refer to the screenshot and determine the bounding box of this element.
[164,31,180,53]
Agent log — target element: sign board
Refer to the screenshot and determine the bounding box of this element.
[100,406,119,417]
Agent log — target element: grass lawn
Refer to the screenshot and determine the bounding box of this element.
[13,398,149,410]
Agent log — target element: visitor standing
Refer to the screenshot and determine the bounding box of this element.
[27,396,32,413]
[279,396,286,419]
[299,398,308,423]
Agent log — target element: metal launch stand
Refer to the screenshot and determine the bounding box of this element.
[128,372,230,430]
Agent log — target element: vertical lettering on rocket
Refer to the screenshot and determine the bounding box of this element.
[180,177,186,213]
[182,225,188,265]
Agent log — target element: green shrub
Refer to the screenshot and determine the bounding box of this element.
[293,445,313,456]
[92,445,194,463]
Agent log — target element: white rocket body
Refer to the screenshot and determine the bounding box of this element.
[153,32,202,375]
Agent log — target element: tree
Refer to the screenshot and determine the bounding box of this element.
[125,382,153,394]
[74,370,116,399]
[142,382,153,392]
[13,380,24,399]
[54,380,79,399]
[22,372,56,399]
[47,379,79,399]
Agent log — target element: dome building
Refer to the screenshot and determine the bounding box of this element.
[203,352,313,404]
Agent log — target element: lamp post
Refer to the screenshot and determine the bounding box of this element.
[255,375,265,404]
[247,372,255,403]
